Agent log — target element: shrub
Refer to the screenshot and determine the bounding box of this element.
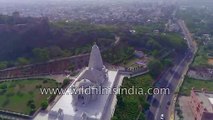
[0,84,7,89]
[30,103,36,109]
[111,116,119,120]
[29,109,36,115]
[62,79,70,88]
[41,100,48,110]
[27,100,35,106]
[27,99,36,109]
[43,80,48,84]
[117,95,125,108]
[35,84,42,88]
[142,102,150,111]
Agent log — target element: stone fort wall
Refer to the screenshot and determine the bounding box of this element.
[0,54,90,80]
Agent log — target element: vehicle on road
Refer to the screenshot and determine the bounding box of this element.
[160,114,164,120]
[167,101,171,106]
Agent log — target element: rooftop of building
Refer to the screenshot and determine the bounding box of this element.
[194,90,213,113]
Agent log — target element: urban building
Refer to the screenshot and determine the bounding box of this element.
[190,89,213,120]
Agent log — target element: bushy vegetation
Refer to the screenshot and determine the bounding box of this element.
[180,77,213,96]
[61,79,70,88]
[112,74,153,120]
[103,45,134,64]
[192,46,209,67]
[41,100,48,110]
[148,59,163,78]
[0,61,7,70]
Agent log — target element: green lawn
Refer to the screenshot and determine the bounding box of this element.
[122,58,140,67]
[192,46,209,67]
[112,74,153,120]
[180,77,213,96]
[0,78,59,115]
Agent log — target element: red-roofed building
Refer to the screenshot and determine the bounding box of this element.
[189,89,213,120]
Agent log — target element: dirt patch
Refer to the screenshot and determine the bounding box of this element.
[178,96,194,120]
[208,58,213,65]
[44,74,67,83]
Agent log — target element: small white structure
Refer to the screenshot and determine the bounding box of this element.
[34,44,123,120]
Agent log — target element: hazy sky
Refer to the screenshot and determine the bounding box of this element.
[0,0,212,5]
[0,0,168,3]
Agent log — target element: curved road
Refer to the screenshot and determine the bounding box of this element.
[147,19,197,120]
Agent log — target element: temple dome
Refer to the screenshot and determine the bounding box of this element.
[77,67,107,84]
[75,79,93,88]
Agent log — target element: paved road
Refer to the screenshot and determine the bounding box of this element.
[178,20,196,53]
[146,19,196,120]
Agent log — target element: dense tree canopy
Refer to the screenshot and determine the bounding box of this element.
[148,59,163,78]
[0,14,187,69]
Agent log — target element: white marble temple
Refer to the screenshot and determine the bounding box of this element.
[34,44,123,120]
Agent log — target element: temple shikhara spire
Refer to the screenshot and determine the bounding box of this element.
[88,44,104,71]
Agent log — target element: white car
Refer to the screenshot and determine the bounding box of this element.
[160,114,164,120]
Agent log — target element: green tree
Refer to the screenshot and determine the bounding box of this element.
[33,48,50,62]
[41,100,48,110]
[103,46,134,64]
[148,59,163,78]
[117,95,125,108]
[163,58,173,67]
[0,61,8,70]
[142,102,150,111]
[62,79,70,88]
[17,57,30,66]
[47,46,64,59]
[151,50,159,58]
[159,34,187,53]
[146,38,161,50]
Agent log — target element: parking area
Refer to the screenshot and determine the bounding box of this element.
[177,96,194,120]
